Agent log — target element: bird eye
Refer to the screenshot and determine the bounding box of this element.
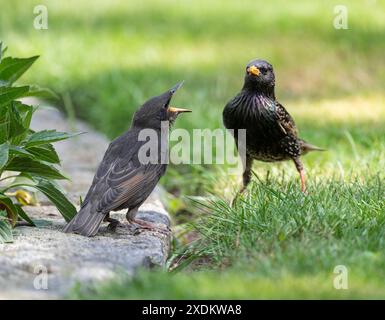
[260,67,267,74]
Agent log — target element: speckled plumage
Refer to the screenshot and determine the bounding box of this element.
[223,59,323,192]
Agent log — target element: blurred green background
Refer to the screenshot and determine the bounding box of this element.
[1,0,384,299]
[1,0,384,193]
[1,0,384,135]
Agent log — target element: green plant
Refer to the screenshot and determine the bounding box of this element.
[0,43,77,242]
[187,173,385,271]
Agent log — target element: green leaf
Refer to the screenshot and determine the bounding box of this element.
[15,205,36,226]
[0,104,9,143]
[12,101,36,131]
[27,144,60,163]
[0,143,9,170]
[22,85,59,100]
[0,211,13,243]
[0,86,29,107]
[34,179,77,222]
[0,122,8,143]
[0,195,18,226]
[8,145,34,158]
[0,56,39,85]
[9,102,27,139]
[26,130,80,147]
[23,106,35,129]
[5,158,68,180]
[16,101,36,113]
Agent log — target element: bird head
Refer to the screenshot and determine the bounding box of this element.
[244,59,275,95]
[132,81,191,129]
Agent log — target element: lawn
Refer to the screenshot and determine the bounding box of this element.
[1,0,384,298]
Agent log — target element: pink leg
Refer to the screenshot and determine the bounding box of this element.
[299,169,306,194]
[293,157,307,194]
[130,218,170,234]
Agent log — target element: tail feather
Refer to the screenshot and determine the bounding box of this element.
[300,140,326,154]
[63,203,105,237]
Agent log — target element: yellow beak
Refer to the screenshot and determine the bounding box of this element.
[168,106,192,113]
[247,65,260,76]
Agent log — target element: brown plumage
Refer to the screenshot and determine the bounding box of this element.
[223,59,324,193]
[63,82,191,236]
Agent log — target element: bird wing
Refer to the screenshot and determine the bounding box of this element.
[275,101,298,136]
[96,160,164,213]
[223,93,246,129]
[82,129,165,214]
[81,136,126,208]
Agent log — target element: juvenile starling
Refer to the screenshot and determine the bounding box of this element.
[223,59,323,193]
[64,82,191,237]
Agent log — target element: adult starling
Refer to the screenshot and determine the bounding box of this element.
[64,82,191,237]
[223,59,323,193]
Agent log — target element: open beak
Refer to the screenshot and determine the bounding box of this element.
[168,106,192,114]
[247,65,260,76]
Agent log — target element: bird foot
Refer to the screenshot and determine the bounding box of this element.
[104,216,122,232]
[107,221,122,232]
[129,219,171,235]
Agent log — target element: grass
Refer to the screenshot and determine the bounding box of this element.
[194,174,385,271]
[71,269,385,299]
[71,172,384,299]
[1,0,384,299]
